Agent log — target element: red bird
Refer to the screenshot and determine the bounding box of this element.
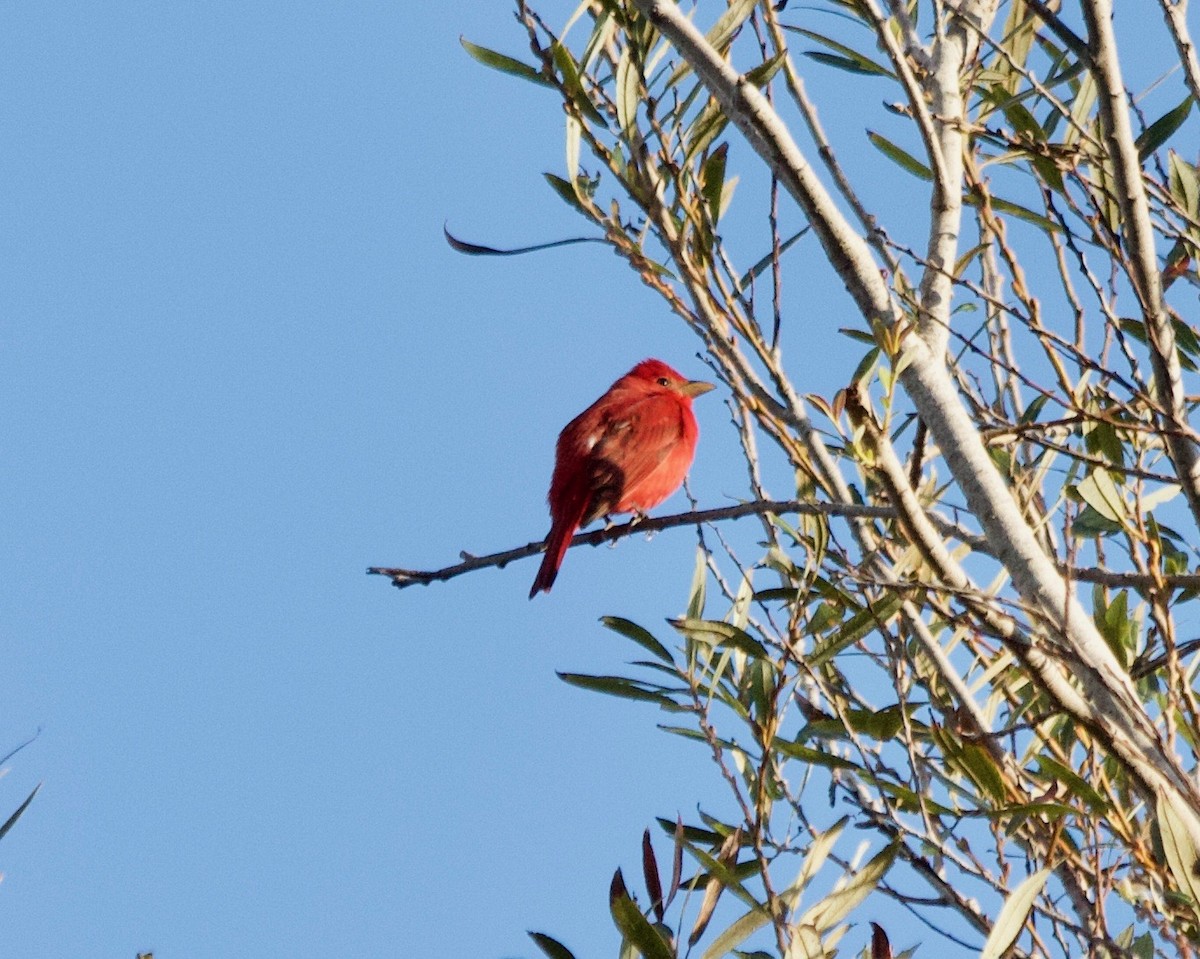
[529,358,715,598]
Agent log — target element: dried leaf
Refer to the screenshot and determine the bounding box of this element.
[870,923,892,959]
[643,829,665,923]
[689,828,742,946]
[980,869,1050,959]
[669,816,685,908]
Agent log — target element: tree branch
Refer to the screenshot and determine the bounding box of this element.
[370,500,900,589]
[370,495,1200,593]
[1158,0,1200,108]
[630,0,1200,834]
[1081,0,1200,529]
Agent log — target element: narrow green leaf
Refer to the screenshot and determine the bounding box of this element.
[1095,587,1135,667]
[738,228,810,290]
[992,0,1037,94]
[795,817,847,891]
[1089,143,1122,232]
[444,226,604,258]
[655,816,722,848]
[839,328,877,346]
[557,672,684,710]
[982,801,1074,821]
[1071,505,1123,538]
[803,50,889,76]
[1173,315,1200,359]
[666,0,757,86]
[670,816,684,908]
[565,114,581,183]
[1004,99,1043,140]
[656,725,708,743]
[610,869,676,959]
[551,41,605,125]
[743,51,786,89]
[1136,95,1193,161]
[843,704,912,742]
[980,869,1051,959]
[867,131,933,181]
[615,48,640,134]
[954,242,990,278]
[1170,152,1200,217]
[672,618,771,660]
[705,0,758,54]
[1157,794,1200,919]
[957,742,1007,803]
[0,733,39,768]
[849,346,882,389]
[700,143,729,226]
[688,829,752,885]
[1076,468,1126,524]
[578,4,615,72]
[1063,72,1097,148]
[966,193,1062,233]
[1031,153,1066,195]
[529,932,578,959]
[601,616,673,662]
[1083,417,1125,467]
[1034,756,1110,812]
[1019,393,1051,425]
[797,843,897,933]
[875,780,955,816]
[981,85,1043,140]
[698,902,773,959]
[687,545,707,620]
[683,99,731,164]
[772,739,861,772]
[552,40,582,92]
[544,172,588,214]
[460,38,552,87]
[787,27,894,77]
[808,593,903,667]
[0,783,39,843]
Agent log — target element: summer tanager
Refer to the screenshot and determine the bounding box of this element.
[529,358,714,598]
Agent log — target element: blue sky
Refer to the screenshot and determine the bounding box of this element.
[3,2,1193,957]
[0,3,792,956]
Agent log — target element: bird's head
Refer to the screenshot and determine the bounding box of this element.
[627,358,715,399]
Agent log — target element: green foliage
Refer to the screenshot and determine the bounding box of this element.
[0,782,39,844]
[463,0,1200,953]
[0,736,39,847]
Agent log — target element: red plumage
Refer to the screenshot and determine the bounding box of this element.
[529,358,715,598]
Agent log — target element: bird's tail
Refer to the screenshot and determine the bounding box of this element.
[529,517,577,598]
[530,487,592,598]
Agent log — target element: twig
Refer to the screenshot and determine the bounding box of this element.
[368,498,1200,593]
[367,500,898,589]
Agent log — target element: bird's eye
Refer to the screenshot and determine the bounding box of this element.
[657,376,670,386]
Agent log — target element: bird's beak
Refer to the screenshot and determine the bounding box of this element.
[680,379,716,398]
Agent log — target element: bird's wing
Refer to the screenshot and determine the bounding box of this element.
[584,393,687,520]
